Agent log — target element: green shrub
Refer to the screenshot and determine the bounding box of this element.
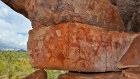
[0,51,68,79]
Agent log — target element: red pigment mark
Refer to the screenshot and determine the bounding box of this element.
[30,53,34,58]
[81,62,86,68]
[57,53,65,61]
[111,8,117,20]
[54,19,59,24]
[35,0,38,5]
[57,53,65,66]
[114,41,120,50]
[31,5,35,13]
[26,0,31,7]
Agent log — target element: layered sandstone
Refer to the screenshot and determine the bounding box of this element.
[58,68,140,79]
[58,72,122,79]
[28,22,138,72]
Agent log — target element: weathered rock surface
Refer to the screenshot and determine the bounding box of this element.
[25,0,125,31]
[1,0,28,18]
[122,68,140,79]
[132,14,140,32]
[116,0,140,32]
[28,22,137,72]
[118,35,140,68]
[23,69,47,79]
[58,72,122,79]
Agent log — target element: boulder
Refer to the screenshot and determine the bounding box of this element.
[27,22,137,72]
[23,69,47,79]
[25,0,125,31]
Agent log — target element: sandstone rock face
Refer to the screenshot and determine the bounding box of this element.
[25,0,125,31]
[58,72,122,79]
[118,35,140,68]
[28,22,137,72]
[1,0,28,18]
[23,69,47,79]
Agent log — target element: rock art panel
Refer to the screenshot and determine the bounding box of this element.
[28,22,137,72]
[25,0,125,31]
[28,23,68,70]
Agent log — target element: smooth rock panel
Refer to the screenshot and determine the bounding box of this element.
[25,0,125,31]
[27,22,137,72]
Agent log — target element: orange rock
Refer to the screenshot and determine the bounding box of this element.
[25,0,125,31]
[27,22,137,72]
[122,68,140,79]
[28,22,68,69]
[58,72,122,79]
[118,35,140,68]
[23,69,47,79]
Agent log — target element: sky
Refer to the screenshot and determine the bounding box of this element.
[0,1,32,50]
